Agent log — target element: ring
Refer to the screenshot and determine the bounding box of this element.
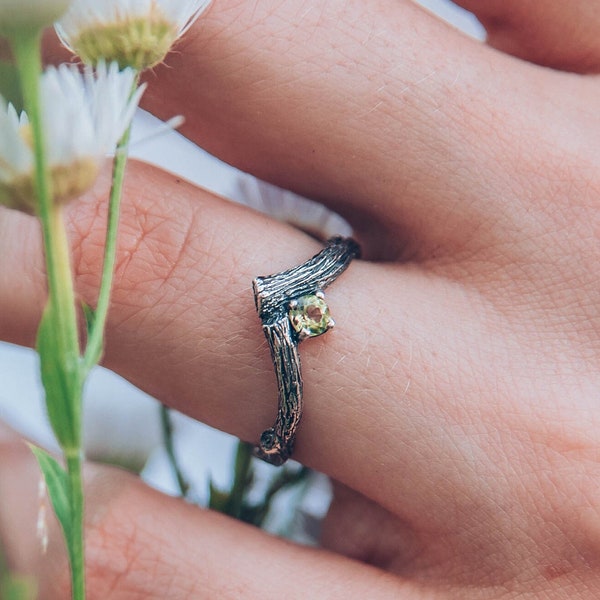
[252,236,361,466]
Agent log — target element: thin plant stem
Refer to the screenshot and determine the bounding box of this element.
[65,452,85,600]
[226,441,253,519]
[83,91,137,371]
[160,405,190,497]
[12,34,80,376]
[12,31,85,600]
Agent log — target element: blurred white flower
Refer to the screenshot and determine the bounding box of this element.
[56,0,212,69]
[233,177,354,241]
[0,0,71,35]
[0,62,144,213]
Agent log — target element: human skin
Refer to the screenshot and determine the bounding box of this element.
[1,0,600,597]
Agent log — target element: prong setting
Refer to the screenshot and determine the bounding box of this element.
[288,293,334,339]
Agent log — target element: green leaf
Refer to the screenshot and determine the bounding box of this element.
[245,466,311,528]
[36,302,82,449]
[0,575,37,600]
[239,502,268,528]
[207,480,230,512]
[81,301,96,338]
[29,445,72,543]
[0,521,36,599]
[0,59,24,112]
[264,466,310,505]
[81,301,103,370]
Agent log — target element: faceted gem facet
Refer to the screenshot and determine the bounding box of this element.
[288,294,334,339]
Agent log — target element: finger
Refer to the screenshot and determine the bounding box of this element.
[0,424,41,578]
[454,0,600,73]
[0,162,494,541]
[0,431,438,600]
[0,163,419,477]
[138,0,591,259]
[321,482,418,575]
[3,163,597,590]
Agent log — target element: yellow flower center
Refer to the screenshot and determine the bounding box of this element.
[72,13,179,70]
[1,158,99,215]
[51,158,100,205]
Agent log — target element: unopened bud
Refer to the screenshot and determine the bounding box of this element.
[0,0,71,36]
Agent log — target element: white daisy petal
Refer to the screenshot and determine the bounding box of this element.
[39,62,140,163]
[0,99,32,182]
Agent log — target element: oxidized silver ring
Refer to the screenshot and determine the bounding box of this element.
[252,236,361,466]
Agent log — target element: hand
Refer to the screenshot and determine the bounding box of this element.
[2,1,600,598]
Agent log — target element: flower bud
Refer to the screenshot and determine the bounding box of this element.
[0,0,71,36]
[56,0,212,70]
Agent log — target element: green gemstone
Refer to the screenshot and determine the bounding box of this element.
[289,294,334,338]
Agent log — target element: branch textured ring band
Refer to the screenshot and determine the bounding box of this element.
[252,236,361,466]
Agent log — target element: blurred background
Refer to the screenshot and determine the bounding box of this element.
[0,0,484,539]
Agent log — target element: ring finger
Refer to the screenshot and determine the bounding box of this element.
[0,160,497,528]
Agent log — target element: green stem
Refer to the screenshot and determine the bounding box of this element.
[83,75,138,372]
[82,132,129,370]
[160,405,190,497]
[226,441,254,519]
[12,34,80,365]
[66,452,85,600]
[12,31,84,600]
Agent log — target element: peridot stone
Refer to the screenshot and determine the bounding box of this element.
[288,294,334,339]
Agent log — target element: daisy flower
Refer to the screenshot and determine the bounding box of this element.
[0,62,144,214]
[56,0,213,70]
[0,0,71,35]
